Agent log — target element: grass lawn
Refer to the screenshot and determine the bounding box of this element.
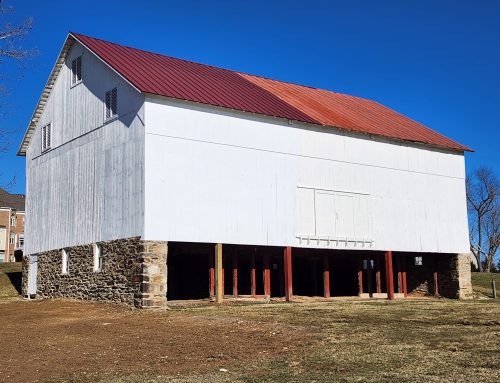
[472,272,500,298]
[0,262,22,303]
[0,263,499,383]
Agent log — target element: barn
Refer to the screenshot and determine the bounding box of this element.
[19,33,472,307]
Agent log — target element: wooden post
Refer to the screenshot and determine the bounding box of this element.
[434,256,439,296]
[284,246,293,302]
[492,280,497,299]
[385,250,395,300]
[366,256,373,298]
[358,258,364,295]
[263,254,271,298]
[251,253,256,297]
[376,254,382,294]
[434,271,439,296]
[215,243,223,303]
[232,253,238,297]
[323,254,330,298]
[397,254,402,294]
[402,255,407,297]
[209,252,215,297]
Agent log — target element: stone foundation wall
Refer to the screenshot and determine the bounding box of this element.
[406,253,473,299]
[23,237,168,308]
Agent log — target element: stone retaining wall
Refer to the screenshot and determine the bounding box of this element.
[23,237,168,308]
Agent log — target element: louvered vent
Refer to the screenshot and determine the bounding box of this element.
[105,87,118,120]
[71,56,82,85]
[41,123,51,152]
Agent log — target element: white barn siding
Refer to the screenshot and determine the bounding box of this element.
[144,96,469,253]
[24,42,145,255]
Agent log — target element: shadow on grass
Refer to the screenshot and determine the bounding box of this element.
[6,271,22,295]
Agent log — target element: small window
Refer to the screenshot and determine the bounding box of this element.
[10,216,16,227]
[61,249,69,274]
[9,233,15,244]
[415,256,423,266]
[105,88,117,120]
[93,243,103,272]
[41,123,52,152]
[71,55,82,85]
[19,234,24,247]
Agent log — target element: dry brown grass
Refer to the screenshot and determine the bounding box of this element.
[1,263,499,382]
[0,298,498,383]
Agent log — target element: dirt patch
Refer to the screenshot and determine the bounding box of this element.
[0,300,313,382]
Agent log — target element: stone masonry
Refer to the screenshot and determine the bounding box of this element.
[406,253,473,299]
[22,237,168,308]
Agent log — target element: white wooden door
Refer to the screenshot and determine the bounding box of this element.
[28,255,38,296]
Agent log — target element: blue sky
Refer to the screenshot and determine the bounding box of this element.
[1,0,499,194]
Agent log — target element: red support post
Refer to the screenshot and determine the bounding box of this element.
[251,253,256,297]
[232,253,238,297]
[323,254,330,298]
[402,255,408,298]
[358,258,364,295]
[376,254,382,294]
[284,246,293,302]
[263,254,271,298]
[209,252,215,297]
[385,250,395,300]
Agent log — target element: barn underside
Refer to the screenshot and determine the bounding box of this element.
[22,238,473,307]
[166,242,471,302]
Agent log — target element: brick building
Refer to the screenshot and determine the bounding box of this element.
[0,188,25,262]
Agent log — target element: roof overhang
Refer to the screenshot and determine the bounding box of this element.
[17,34,76,156]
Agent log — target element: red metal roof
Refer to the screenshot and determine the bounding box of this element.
[71,32,470,152]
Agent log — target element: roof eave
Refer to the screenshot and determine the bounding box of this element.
[17,33,76,156]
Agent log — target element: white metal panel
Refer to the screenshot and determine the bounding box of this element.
[144,96,469,253]
[24,42,145,255]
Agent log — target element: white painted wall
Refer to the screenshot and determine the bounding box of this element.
[24,42,145,255]
[144,96,469,253]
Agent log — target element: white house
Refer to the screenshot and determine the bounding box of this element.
[19,33,472,306]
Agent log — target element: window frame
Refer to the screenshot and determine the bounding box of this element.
[10,216,16,227]
[41,123,52,152]
[71,55,82,87]
[414,256,423,266]
[9,233,15,245]
[104,87,118,121]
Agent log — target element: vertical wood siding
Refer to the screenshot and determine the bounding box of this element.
[24,43,144,255]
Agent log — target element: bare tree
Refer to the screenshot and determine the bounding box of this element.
[467,166,500,272]
[0,0,36,189]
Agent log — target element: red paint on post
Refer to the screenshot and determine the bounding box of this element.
[385,250,395,300]
[323,255,330,298]
[251,253,256,297]
[209,252,215,297]
[263,254,271,298]
[284,246,293,302]
[232,253,238,297]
